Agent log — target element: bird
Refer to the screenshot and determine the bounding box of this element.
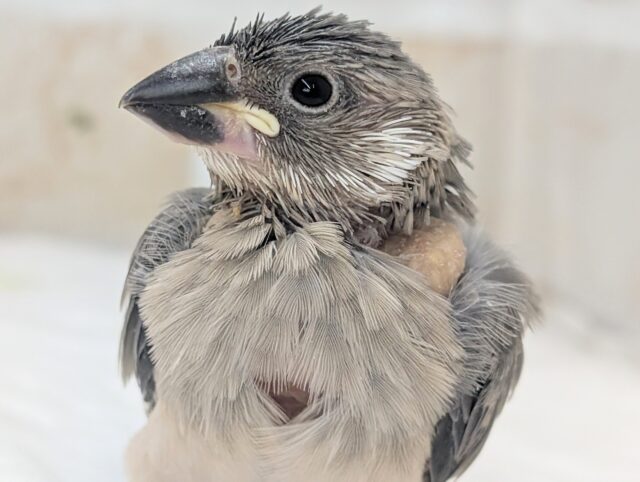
[118,9,539,482]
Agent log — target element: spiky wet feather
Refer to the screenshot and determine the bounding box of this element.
[205,9,475,236]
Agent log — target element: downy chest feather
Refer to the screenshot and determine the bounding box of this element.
[139,207,462,474]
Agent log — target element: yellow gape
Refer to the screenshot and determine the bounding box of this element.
[202,100,280,137]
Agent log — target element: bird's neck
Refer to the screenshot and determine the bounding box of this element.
[209,178,438,248]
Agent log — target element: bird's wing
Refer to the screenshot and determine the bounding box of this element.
[424,229,540,482]
[119,188,215,412]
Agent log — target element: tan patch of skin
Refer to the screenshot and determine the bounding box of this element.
[381,219,466,297]
[258,381,310,421]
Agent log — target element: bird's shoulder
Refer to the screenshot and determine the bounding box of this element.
[123,187,216,301]
[380,219,467,296]
[424,229,540,481]
[119,187,216,410]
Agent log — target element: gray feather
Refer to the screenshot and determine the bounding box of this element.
[119,187,214,411]
[424,228,540,482]
[202,9,475,236]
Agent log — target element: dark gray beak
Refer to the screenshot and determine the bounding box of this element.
[119,46,240,145]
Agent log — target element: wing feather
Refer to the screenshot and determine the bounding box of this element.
[119,188,215,411]
[424,228,540,482]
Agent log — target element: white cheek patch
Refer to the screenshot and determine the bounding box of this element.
[359,123,430,184]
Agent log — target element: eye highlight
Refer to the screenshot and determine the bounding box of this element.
[291,74,333,108]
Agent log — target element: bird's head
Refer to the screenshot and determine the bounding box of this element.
[120,9,473,236]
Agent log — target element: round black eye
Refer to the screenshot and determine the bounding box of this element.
[291,74,333,108]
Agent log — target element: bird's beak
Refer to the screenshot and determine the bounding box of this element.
[119,46,279,158]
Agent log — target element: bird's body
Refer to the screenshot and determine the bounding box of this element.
[118,10,538,482]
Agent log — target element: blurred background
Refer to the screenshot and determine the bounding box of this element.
[1,0,638,481]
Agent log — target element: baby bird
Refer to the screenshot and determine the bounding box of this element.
[119,9,538,482]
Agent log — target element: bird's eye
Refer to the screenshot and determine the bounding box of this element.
[291,74,333,108]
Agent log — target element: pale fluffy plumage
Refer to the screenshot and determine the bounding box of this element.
[121,190,538,482]
[136,203,461,478]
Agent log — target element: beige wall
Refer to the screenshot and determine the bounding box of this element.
[1,2,638,327]
[407,38,640,326]
[500,41,640,326]
[0,15,193,245]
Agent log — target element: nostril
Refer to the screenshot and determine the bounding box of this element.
[226,61,239,80]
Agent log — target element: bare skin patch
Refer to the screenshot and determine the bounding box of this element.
[382,219,466,297]
[258,381,310,421]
